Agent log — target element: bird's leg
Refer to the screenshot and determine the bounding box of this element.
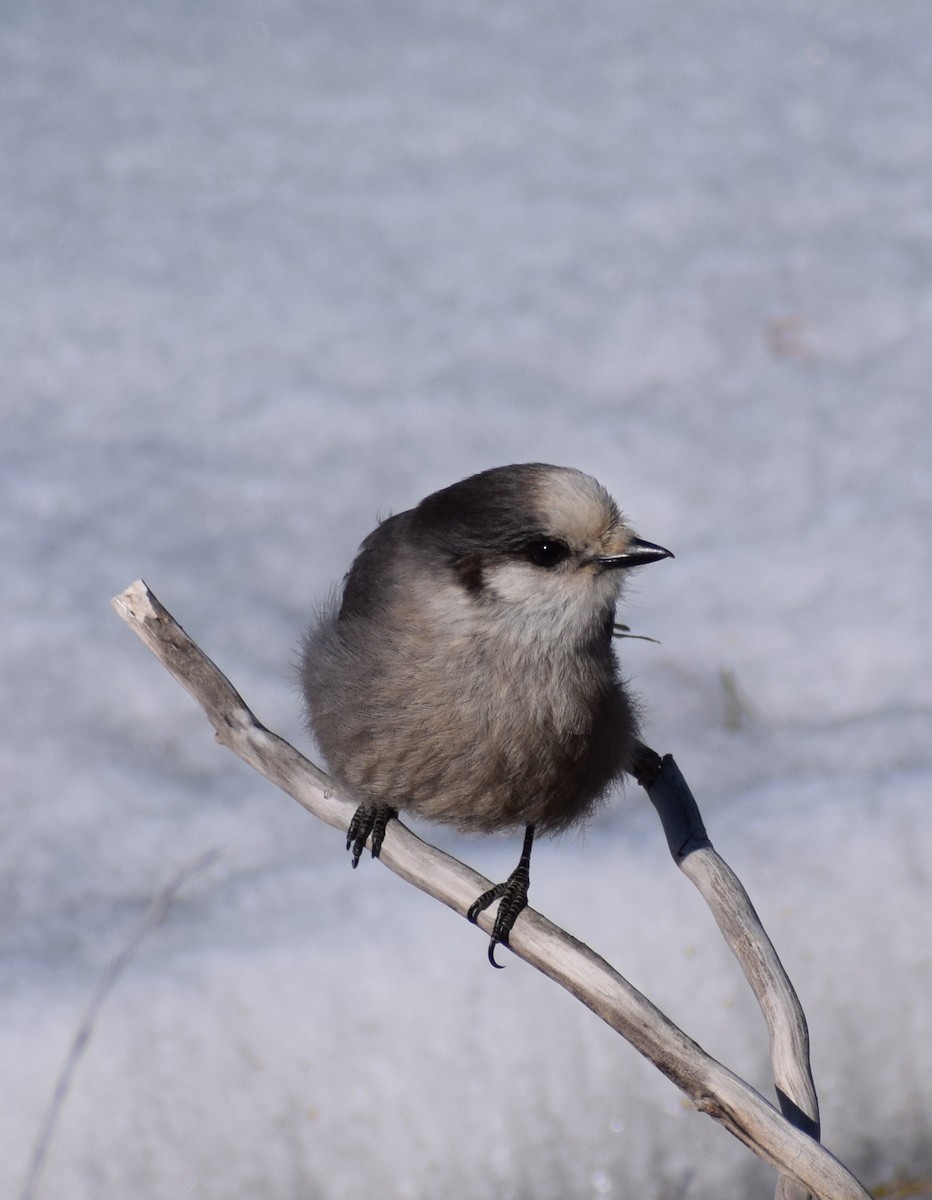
[346,804,397,868]
[467,824,535,968]
[629,740,663,788]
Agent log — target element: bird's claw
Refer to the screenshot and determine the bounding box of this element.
[345,805,397,867]
[467,866,531,969]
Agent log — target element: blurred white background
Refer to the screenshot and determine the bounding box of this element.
[3,2,931,1197]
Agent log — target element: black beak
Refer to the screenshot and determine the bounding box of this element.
[597,537,674,570]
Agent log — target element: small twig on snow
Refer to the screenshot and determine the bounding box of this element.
[18,850,218,1200]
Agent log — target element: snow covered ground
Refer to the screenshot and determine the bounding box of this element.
[3,1,931,1197]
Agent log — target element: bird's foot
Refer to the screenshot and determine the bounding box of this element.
[467,863,531,969]
[346,805,397,867]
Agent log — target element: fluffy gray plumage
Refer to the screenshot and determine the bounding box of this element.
[301,463,665,835]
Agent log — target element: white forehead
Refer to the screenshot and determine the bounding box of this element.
[532,467,621,542]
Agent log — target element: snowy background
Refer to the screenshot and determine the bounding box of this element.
[3,0,931,1197]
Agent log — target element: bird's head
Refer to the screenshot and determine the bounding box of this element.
[410,463,672,641]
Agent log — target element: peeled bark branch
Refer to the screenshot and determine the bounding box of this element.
[634,747,819,1200]
[111,579,873,1200]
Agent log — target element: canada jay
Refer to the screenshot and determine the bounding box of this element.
[301,463,672,965]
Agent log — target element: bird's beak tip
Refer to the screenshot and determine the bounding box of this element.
[598,538,674,570]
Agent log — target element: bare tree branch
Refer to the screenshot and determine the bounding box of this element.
[636,748,819,1200]
[111,579,873,1200]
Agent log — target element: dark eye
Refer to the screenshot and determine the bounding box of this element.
[526,538,570,568]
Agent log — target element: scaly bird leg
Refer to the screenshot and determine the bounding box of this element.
[467,824,535,968]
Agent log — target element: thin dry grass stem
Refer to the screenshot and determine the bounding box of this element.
[18,850,218,1200]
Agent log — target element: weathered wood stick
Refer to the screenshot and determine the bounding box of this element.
[111,579,872,1200]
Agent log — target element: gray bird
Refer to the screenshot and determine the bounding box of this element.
[300,463,672,965]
